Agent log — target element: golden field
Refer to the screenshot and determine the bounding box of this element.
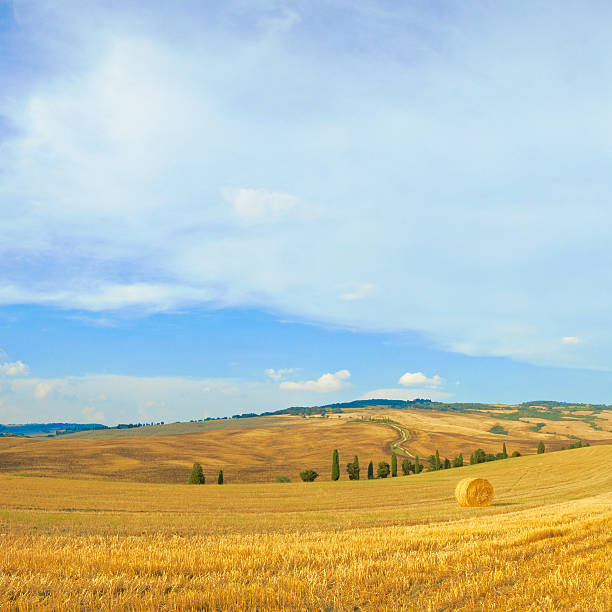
[2,406,609,484]
[0,445,610,610]
[0,417,394,483]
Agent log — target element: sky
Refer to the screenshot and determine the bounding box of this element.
[1,1,611,424]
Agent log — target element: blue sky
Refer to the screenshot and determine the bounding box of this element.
[1,1,611,424]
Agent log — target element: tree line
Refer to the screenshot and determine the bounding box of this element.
[188,439,590,484]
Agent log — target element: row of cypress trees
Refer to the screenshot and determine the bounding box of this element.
[188,462,224,484]
[331,449,412,480]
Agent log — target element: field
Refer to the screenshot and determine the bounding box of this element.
[2,406,610,485]
[0,417,395,483]
[0,445,610,610]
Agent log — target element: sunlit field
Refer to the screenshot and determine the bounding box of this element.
[1,445,610,610]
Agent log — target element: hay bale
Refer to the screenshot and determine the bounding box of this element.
[455,477,494,507]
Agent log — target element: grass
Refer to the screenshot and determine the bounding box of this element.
[0,445,609,610]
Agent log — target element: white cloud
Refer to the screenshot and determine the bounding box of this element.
[280,369,350,392]
[223,188,300,224]
[562,336,580,344]
[341,284,376,301]
[1,3,612,370]
[360,388,452,401]
[34,382,53,400]
[0,361,29,377]
[81,405,106,423]
[398,372,443,388]
[265,368,296,381]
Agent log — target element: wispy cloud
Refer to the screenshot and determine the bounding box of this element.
[562,336,580,344]
[223,188,301,224]
[265,368,296,381]
[1,2,611,369]
[0,360,29,377]
[341,284,376,301]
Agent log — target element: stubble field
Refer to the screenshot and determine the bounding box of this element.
[0,445,610,610]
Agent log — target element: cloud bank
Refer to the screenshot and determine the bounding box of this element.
[1,2,611,369]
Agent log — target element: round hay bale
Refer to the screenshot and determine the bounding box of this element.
[455,477,494,507]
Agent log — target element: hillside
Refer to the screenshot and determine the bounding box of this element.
[1,405,610,484]
[0,446,610,609]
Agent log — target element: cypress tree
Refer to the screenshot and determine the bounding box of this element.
[331,449,340,481]
[443,457,451,469]
[346,455,360,480]
[217,469,224,484]
[367,460,374,479]
[188,462,205,484]
[502,443,508,459]
[414,455,421,474]
[537,441,545,454]
[391,452,397,477]
[434,449,441,471]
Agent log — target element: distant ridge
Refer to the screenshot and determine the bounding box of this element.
[0,422,107,436]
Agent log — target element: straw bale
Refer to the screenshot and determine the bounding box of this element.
[455,477,494,507]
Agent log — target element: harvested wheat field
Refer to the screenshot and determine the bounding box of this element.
[0,445,610,610]
[0,416,395,483]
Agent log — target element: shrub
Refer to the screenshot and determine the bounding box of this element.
[300,469,318,482]
[470,449,486,464]
[511,450,521,457]
[489,424,508,435]
[377,461,390,479]
[275,475,291,483]
[537,441,545,454]
[401,458,411,475]
[188,462,205,484]
[414,456,422,474]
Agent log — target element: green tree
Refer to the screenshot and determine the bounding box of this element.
[275,475,291,483]
[470,448,486,464]
[443,457,451,469]
[346,455,360,480]
[401,458,411,475]
[537,441,545,454]
[452,453,463,468]
[367,460,374,480]
[188,462,205,484]
[434,449,441,471]
[377,461,390,479]
[391,452,397,477]
[332,449,340,481]
[414,456,422,474]
[502,443,508,459]
[300,469,318,482]
[511,450,521,457]
[217,469,224,484]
